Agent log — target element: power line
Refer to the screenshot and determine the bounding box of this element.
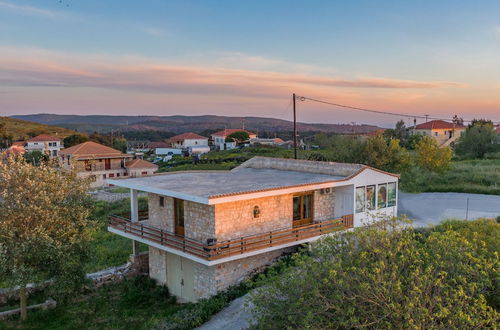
[297,95,500,124]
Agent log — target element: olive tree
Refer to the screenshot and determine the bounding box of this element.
[250,217,499,329]
[415,136,452,172]
[0,156,93,320]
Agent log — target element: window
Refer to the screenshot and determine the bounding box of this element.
[109,173,115,178]
[355,187,365,213]
[141,171,148,175]
[174,198,184,236]
[366,185,376,210]
[159,196,164,207]
[292,192,313,227]
[117,173,120,177]
[377,184,387,209]
[388,182,397,207]
[102,174,106,179]
[434,132,438,137]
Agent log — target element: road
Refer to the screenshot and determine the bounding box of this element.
[198,191,500,330]
[398,191,500,227]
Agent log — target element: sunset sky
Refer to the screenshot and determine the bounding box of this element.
[1,0,499,126]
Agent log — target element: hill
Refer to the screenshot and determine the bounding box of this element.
[0,116,77,141]
[12,114,381,135]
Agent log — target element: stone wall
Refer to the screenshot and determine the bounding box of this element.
[313,189,336,222]
[214,194,294,241]
[149,247,167,284]
[148,193,174,231]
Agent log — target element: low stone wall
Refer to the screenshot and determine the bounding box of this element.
[0,252,149,304]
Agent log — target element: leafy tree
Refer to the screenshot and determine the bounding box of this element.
[0,156,93,320]
[452,115,464,126]
[384,120,408,146]
[227,131,250,143]
[112,137,128,153]
[362,135,411,173]
[23,150,48,166]
[455,120,497,158]
[250,217,499,329]
[415,136,452,172]
[63,134,89,148]
[404,133,423,150]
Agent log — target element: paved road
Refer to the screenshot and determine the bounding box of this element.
[398,192,500,227]
[198,192,500,330]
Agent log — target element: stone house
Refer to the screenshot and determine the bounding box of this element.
[107,157,399,302]
[410,120,465,146]
[24,134,63,158]
[59,141,158,188]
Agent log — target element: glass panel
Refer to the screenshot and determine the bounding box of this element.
[377,184,387,209]
[356,187,365,213]
[366,185,376,210]
[175,199,184,227]
[303,194,312,219]
[293,196,301,220]
[387,182,397,207]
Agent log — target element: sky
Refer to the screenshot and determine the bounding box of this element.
[0,0,499,127]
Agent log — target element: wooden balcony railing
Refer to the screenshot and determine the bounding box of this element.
[109,214,354,261]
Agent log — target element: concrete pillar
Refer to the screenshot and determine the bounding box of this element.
[130,188,140,256]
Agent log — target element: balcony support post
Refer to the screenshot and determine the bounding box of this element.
[130,188,140,256]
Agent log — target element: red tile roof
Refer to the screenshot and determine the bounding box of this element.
[125,158,158,169]
[495,125,500,134]
[170,132,207,141]
[60,141,132,159]
[27,134,61,142]
[211,129,256,137]
[415,120,465,130]
[12,141,26,147]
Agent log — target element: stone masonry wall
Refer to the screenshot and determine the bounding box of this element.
[214,194,294,241]
[149,246,167,285]
[184,200,215,242]
[314,189,336,222]
[148,193,174,232]
[193,246,296,299]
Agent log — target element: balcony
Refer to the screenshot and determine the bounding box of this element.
[108,214,354,264]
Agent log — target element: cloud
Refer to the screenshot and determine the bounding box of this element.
[0,1,66,19]
[0,47,461,101]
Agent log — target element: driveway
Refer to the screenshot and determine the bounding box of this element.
[398,191,500,227]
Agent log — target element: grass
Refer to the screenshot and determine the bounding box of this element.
[86,198,149,273]
[401,158,500,195]
[0,116,76,141]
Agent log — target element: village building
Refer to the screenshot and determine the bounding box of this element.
[59,141,158,188]
[211,129,257,150]
[107,157,399,302]
[169,133,208,148]
[24,134,63,158]
[410,120,466,146]
[249,137,285,146]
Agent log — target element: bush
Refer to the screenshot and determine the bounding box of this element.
[250,217,499,329]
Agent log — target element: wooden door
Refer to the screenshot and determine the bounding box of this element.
[174,198,185,236]
[293,192,314,227]
[104,158,111,170]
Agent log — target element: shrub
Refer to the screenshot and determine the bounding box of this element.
[250,217,499,329]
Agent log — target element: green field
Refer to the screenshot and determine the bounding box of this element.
[0,117,76,141]
[401,158,500,195]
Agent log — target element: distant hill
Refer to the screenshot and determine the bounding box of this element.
[12,114,382,135]
[0,116,77,141]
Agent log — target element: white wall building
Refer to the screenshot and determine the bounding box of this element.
[169,133,208,149]
[211,129,257,150]
[25,134,63,158]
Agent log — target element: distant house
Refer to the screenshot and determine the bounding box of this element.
[107,157,399,302]
[25,134,63,158]
[410,120,465,146]
[5,142,26,157]
[169,133,208,149]
[59,141,158,188]
[147,141,171,150]
[249,137,285,146]
[211,129,257,150]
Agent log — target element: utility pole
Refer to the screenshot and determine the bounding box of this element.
[293,93,297,159]
[425,114,429,123]
[413,118,417,135]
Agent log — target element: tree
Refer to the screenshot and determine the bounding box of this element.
[362,135,411,173]
[455,120,497,158]
[112,137,128,153]
[384,120,408,146]
[452,115,464,126]
[227,131,250,143]
[415,136,452,172]
[63,134,89,148]
[23,150,47,166]
[0,156,93,320]
[250,217,499,329]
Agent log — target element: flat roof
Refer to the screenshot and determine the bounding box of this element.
[108,168,345,203]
